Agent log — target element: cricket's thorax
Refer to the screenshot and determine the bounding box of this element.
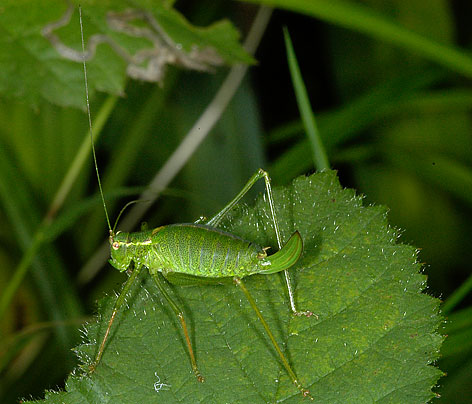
[109,224,270,277]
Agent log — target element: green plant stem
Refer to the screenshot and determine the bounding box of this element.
[442,273,472,314]
[0,234,43,320]
[0,96,117,321]
[47,95,118,219]
[283,28,329,171]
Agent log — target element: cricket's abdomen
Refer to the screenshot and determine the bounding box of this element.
[145,224,267,277]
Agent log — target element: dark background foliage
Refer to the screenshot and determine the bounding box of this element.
[0,0,470,403]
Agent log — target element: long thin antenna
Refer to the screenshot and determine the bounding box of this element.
[79,6,112,233]
[112,200,145,234]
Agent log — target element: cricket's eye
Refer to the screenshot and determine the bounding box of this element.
[112,241,120,250]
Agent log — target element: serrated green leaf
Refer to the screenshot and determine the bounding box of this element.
[0,0,253,108]
[28,171,443,403]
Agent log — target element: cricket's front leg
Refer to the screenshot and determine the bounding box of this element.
[151,272,204,382]
[89,264,143,373]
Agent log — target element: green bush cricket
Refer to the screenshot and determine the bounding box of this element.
[78,6,313,400]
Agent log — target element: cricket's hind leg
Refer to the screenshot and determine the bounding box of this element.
[207,169,312,317]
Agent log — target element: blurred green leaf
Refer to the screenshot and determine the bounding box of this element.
[270,68,444,182]
[0,0,252,108]
[438,307,472,403]
[29,171,443,403]
[442,273,472,314]
[244,0,472,78]
[383,151,472,207]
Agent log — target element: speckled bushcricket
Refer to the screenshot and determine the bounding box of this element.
[77,6,313,399]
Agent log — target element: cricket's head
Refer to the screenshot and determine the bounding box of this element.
[109,231,132,272]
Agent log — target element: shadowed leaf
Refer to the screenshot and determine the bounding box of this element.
[28,171,443,403]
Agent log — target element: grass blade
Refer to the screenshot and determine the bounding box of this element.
[284,27,329,171]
